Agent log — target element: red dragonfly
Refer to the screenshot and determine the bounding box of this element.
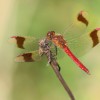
[11,11,100,75]
[46,11,100,75]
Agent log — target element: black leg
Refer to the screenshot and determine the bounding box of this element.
[54,45,57,56]
[57,63,61,71]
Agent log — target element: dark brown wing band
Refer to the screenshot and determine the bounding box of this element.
[90,28,100,47]
[18,53,34,62]
[77,11,88,26]
[11,36,25,49]
[16,36,25,49]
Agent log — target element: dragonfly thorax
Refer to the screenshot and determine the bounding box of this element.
[52,35,67,48]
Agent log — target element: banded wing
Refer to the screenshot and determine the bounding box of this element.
[10,36,42,62]
[10,36,39,51]
[64,10,100,57]
[63,11,88,39]
[15,50,41,62]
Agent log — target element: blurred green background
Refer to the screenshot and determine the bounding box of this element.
[0,0,100,100]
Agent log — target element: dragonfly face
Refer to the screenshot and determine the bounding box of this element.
[46,31,55,40]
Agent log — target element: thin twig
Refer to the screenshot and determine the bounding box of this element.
[50,60,75,100]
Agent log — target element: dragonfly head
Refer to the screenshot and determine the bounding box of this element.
[46,31,55,40]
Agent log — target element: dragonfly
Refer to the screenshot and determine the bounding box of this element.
[46,11,100,75]
[10,10,100,99]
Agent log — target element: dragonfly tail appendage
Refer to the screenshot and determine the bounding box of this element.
[63,45,90,75]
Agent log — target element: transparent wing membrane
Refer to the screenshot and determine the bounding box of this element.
[63,11,89,40]
[67,33,92,57]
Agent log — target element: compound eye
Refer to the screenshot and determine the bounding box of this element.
[47,31,55,40]
[51,31,55,35]
[48,32,51,36]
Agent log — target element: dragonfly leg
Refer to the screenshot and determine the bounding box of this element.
[51,51,61,71]
[54,45,57,56]
[57,63,61,71]
[50,60,61,71]
[58,64,61,71]
[50,55,61,71]
[51,45,58,59]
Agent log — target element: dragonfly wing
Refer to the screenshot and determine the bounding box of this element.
[10,36,39,50]
[62,11,100,57]
[63,10,89,40]
[67,28,100,57]
[15,50,41,62]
